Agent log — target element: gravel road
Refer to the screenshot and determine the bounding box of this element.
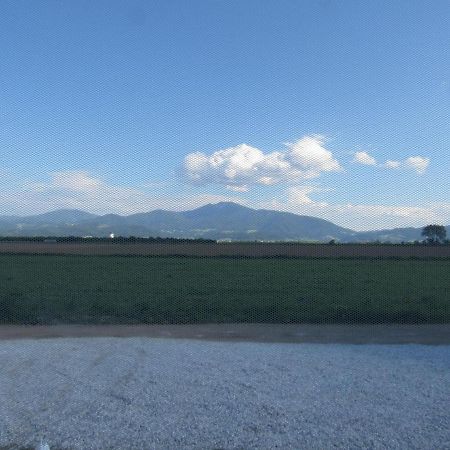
[1,338,449,450]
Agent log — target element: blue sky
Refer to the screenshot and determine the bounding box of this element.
[1,0,449,230]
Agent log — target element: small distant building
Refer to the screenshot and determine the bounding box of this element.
[109,233,115,239]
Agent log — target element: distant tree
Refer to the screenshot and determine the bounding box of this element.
[421,224,447,244]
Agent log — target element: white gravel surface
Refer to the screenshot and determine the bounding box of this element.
[1,338,449,450]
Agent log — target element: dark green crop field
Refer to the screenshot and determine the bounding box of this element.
[0,255,448,324]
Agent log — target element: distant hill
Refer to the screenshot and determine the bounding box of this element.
[0,202,448,242]
[20,209,98,224]
[0,209,99,237]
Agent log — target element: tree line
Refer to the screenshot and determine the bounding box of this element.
[421,224,448,244]
[0,225,446,244]
[0,236,217,243]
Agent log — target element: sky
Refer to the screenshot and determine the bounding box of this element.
[0,0,449,230]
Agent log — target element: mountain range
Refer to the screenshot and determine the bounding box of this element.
[0,202,448,242]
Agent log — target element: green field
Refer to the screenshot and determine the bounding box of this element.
[0,255,449,324]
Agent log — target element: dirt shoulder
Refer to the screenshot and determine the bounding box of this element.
[0,323,449,344]
[1,241,450,257]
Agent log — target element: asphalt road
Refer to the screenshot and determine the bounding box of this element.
[1,338,449,450]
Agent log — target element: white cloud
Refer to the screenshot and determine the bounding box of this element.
[226,184,249,192]
[21,171,158,215]
[353,151,377,166]
[383,156,430,174]
[288,186,315,205]
[384,160,401,169]
[50,171,103,191]
[285,135,342,174]
[183,135,342,189]
[287,186,328,206]
[405,156,430,174]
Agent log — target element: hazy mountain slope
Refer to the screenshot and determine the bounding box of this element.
[0,209,100,237]
[254,208,355,241]
[21,209,98,224]
[127,210,191,231]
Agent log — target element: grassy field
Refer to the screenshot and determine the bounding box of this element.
[0,255,448,324]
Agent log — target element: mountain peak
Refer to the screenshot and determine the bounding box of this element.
[193,201,251,212]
